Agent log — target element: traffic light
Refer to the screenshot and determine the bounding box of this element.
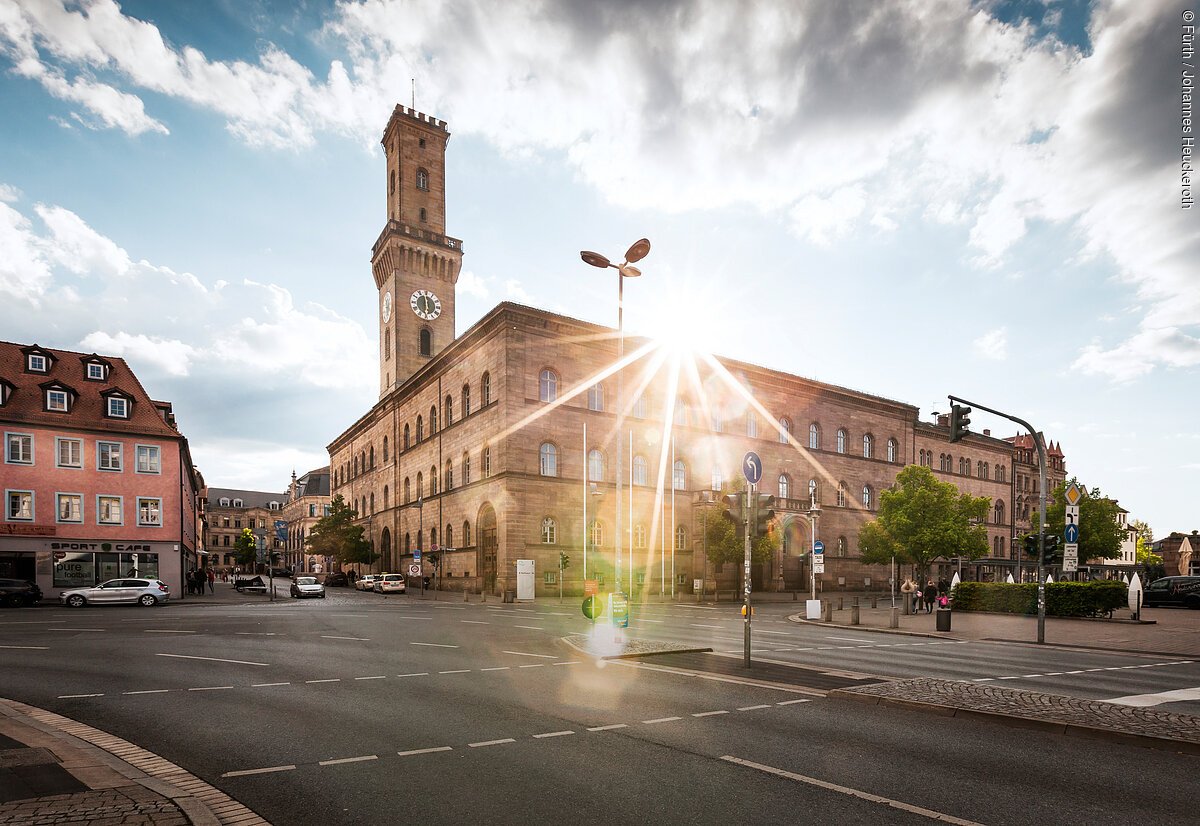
[1043,534,1061,565]
[559,552,570,570]
[1023,534,1038,557]
[948,404,972,443]
[754,494,776,537]
[722,493,744,524]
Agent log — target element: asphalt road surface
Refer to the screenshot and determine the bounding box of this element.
[1,592,1196,825]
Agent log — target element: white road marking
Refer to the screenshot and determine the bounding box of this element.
[398,747,452,757]
[156,653,269,666]
[439,670,472,674]
[825,636,874,643]
[692,710,729,717]
[503,650,557,659]
[480,667,510,672]
[0,620,66,625]
[1106,687,1200,707]
[757,630,792,636]
[330,614,370,618]
[319,755,377,766]
[411,642,458,648]
[691,624,723,629]
[49,628,105,632]
[637,619,664,623]
[393,616,432,620]
[461,620,490,624]
[468,739,515,748]
[235,632,280,636]
[58,693,103,698]
[433,606,467,610]
[398,672,430,677]
[0,645,48,650]
[223,765,295,778]
[355,676,387,681]
[776,699,811,705]
[552,661,581,666]
[123,690,169,695]
[737,705,771,711]
[514,625,544,630]
[533,731,575,739]
[518,664,545,669]
[143,630,195,634]
[545,612,572,617]
[721,756,985,825]
[252,682,291,687]
[322,635,369,641]
[306,679,341,684]
[587,724,627,732]
[188,686,234,691]
[643,716,682,724]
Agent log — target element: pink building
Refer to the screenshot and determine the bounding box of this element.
[1,342,201,598]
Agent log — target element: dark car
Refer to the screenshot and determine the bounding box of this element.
[323,571,349,587]
[0,578,41,607]
[1143,576,1200,608]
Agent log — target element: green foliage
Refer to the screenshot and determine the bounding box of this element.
[952,580,1127,617]
[233,528,258,566]
[1129,519,1153,544]
[306,494,377,567]
[1135,537,1162,567]
[704,484,780,574]
[1032,479,1124,561]
[857,465,990,577]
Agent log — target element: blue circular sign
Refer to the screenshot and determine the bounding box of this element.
[813,540,825,554]
[742,452,763,484]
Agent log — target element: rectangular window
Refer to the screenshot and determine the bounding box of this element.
[308,504,316,517]
[6,490,33,520]
[98,441,122,471]
[98,495,123,525]
[544,571,557,585]
[223,535,230,546]
[6,433,33,464]
[46,389,68,411]
[57,493,83,523]
[53,552,95,588]
[87,363,105,380]
[28,354,46,372]
[57,438,82,468]
[137,497,162,526]
[135,445,161,474]
[107,397,128,418]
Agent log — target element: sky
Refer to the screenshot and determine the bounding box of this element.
[0,0,1196,538]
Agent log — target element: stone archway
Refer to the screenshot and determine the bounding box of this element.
[477,503,498,594]
[380,527,392,570]
[781,516,810,591]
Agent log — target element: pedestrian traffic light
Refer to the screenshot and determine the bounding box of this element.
[949,404,972,443]
[754,494,776,537]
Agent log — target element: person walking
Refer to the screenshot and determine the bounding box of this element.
[207,568,215,593]
[922,580,938,613]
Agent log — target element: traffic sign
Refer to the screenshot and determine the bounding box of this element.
[1064,523,1079,544]
[813,540,824,555]
[407,563,421,576]
[1064,483,1083,506]
[1063,543,1079,573]
[413,549,422,562]
[813,562,825,574]
[742,452,762,485]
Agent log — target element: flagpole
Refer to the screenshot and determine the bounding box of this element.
[671,433,676,599]
[582,422,587,581]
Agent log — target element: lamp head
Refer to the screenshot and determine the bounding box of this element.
[624,238,651,263]
[580,251,611,269]
[618,264,642,278]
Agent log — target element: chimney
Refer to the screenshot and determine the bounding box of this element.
[937,414,949,427]
[983,429,991,436]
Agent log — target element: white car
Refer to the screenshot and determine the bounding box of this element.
[290,576,326,599]
[356,574,377,591]
[60,578,170,607]
[373,573,406,594]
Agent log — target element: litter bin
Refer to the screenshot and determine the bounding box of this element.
[935,607,952,632]
[503,590,516,604]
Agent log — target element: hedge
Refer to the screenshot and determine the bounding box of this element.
[951,580,1127,617]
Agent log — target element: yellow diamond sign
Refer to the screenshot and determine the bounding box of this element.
[1064,482,1083,506]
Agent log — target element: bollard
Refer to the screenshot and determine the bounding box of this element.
[822,600,833,622]
[837,596,844,611]
[850,604,860,625]
[792,590,798,601]
[890,607,900,628]
[464,589,469,603]
[902,594,911,615]
[871,596,878,609]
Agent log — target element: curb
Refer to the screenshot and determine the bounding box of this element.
[0,698,268,825]
[827,689,1200,756]
[787,614,961,641]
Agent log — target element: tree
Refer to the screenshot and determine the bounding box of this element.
[1135,536,1162,567]
[1130,519,1153,544]
[233,527,258,567]
[306,495,377,568]
[704,480,781,585]
[858,464,990,579]
[1032,479,1124,562]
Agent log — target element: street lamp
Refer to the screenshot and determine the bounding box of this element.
[580,238,650,597]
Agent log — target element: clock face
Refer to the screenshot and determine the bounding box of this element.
[410,289,442,320]
[381,292,392,322]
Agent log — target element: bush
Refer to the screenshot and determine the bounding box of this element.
[952,580,1127,617]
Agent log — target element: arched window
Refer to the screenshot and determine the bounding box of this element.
[862,485,872,509]
[836,429,847,454]
[711,467,724,491]
[383,436,389,463]
[404,478,410,503]
[997,465,1006,483]
[982,462,989,479]
[977,460,984,477]
[541,517,557,544]
[462,383,471,416]
[430,465,439,495]
[445,395,453,426]
[672,460,686,491]
[416,472,424,500]
[837,482,847,508]
[887,438,897,463]
[837,536,847,557]
[445,460,454,490]
[416,416,424,443]
[588,449,604,482]
[383,486,389,509]
[384,328,391,360]
[462,451,471,484]
[416,168,429,190]
[675,525,687,551]
[419,328,432,356]
[632,455,647,486]
[404,423,410,449]
[779,417,791,444]
[481,372,491,406]
[404,533,411,554]
[445,525,453,548]
[429,527,436,549]
[633,523,647,549]
[462,521,471,547]
[674,400,687,426]
[430,405,438,433]
[994,500,1005,524]
[940,453,951,472]
[370,446,375,468]
[588,383,604,411]
[778,474,791,499]
[809,423,820,450]
[539,369,558,402]
[482,446,492,477]
[370,492,375,514]
[747,412,757,437]
[539,443,558,477]
[589,520,604,547]
[353,456,358,476]
[863,434,873,459]
[632,394,647,419]
[809,479,818,503]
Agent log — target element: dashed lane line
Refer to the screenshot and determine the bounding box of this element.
[737,705,771,711]
[156,653,269,666]
[398,747,453,757]
[480,667,510,672]
[503,650,557,659]
[642,716,682,724]
[58,693,103,699]
[692,710,728,717]
[143,630,195,634]
[355,676,387,681]
[587,724,627,732]
[48,628,105,632]
[319,755,378,766]
[439,670,471,674]
[970,659,1194,683]
[514,625,545,630]
[469,739,515,748]
[252,682,290,687]
[411,642,458,648]
[518,664,545,669]
[0,645,48,650]
[398,672,430,677]
[322,635,370,641]
[306,679,341,684]
[461,620,490,624]
[188,686,234,691]
[123,690,169,695]
[223,765,296,778]
[533,731,574,739]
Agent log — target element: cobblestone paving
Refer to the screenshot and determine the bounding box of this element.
[0,787,187,825]
[832,678,1200,747]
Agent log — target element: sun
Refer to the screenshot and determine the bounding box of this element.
[646,281,725,358]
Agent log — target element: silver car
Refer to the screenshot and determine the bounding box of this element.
[60,578,170,607]
[290,576,326,599]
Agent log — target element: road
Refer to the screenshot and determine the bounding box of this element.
[1,590,1197,825]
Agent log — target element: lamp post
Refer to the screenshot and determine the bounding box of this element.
[580,238,650,597]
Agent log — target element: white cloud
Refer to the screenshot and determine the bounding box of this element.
[0,183,20,202]
[1073,328,1200,382]
[973,327,1008,361]
[456,269,489,299]
[36,204,131,277]
[504,279,532,303]
[788,186,866,246]
[190,440,329,491]
[78,331,197,376]
[0,201,52,302]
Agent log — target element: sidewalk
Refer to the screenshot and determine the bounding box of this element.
[0,699,266,826]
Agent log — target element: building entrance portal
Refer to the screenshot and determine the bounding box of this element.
[478,504,497,594]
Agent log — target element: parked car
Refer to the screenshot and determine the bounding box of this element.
[374,573,406,594]
[1143,576,1200,608]
[290,576,326,599]
[323,571,349,587]
[0,578,41,607]
[356,574,377,592]
[60,579,170,607]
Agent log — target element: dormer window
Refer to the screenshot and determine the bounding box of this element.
[29,354,47,372]
[269,501,280,510]
[0,380,12,406]
[219,498,230,507]
[233,498,243,507]
[87,363,105,381]
[107,397,128,418]
[46,389,68,412]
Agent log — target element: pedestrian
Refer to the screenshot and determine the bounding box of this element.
[922,580,937,613]
[207,568,215,593]
[186,569,196,595]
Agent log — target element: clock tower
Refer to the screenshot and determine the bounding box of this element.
[372,105,463,395]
